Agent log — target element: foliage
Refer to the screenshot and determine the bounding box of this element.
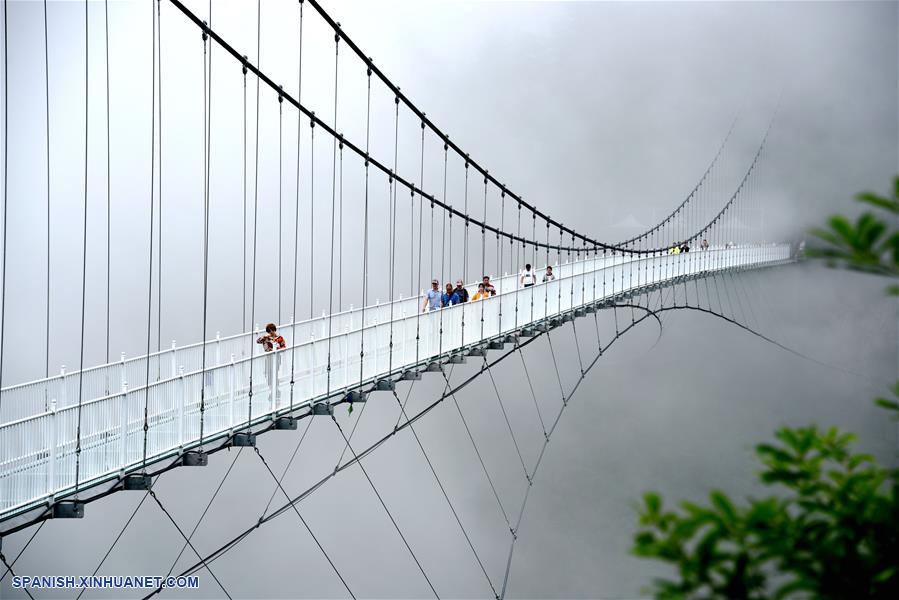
[633,179,899,598]
[633,410,899,599]
[807,176,899,293]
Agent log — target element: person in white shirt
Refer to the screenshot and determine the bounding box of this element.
[542,265,555,282]
[520,263,536,287]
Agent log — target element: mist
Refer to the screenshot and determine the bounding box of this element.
[1,1,897,598]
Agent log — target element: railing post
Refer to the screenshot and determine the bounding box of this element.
[401,306,408,366]
[228,354,236,432]
[119,382,129,468]
[170,340,177,379]
[215,331,221,367]
[177,366,185,448]
[59,365,67,409]
[119,353,126,392]
[343,324,350,393]
[47,397,57,499]
[309,334,316,397]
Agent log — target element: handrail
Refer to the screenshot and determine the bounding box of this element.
[0,244,780,431]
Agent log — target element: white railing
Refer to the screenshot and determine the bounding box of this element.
[0,244,791,519]
[0,250,643,423]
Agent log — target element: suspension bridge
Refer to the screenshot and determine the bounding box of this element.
[0,1,796,598]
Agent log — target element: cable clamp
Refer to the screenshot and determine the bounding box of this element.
[202,20,209,42]
[241,55,248,76]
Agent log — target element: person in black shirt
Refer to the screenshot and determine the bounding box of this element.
[454,279,469,303]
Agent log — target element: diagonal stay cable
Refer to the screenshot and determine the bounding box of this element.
[144,448,245,599]
[259,416,314,520]
[173,338,536,580]
[0,550,34,600]
[253,446,355,598]
[516,346,546,437]
[544,330,566,405]
[390,389,499,598]
[498,307,664,599]
[329,415,439,598]
[570,319,586,376]
[0,520,44,583]
[148,490,232,599]
[483,356,530,481]
[392,375,421,431]
[441,369,512,530]
[75,488,153,600]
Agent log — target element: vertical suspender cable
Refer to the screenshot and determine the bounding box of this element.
[308,115,315,324]
[288,0,303,412]
[387,97,398,376]
[142,0,158,470]
[357,67,370,391]
[441,145,448,284]
[198,13,211,447]
[497,188,505,288]
[463,160,469,285]
[325,28,338,396]
[543,219,550,319]
[513,203,520,328]
[479,176,487,342]
[0,0,7,414]
[437,144,447,357]
[530,210,536,322]
[242,56,247,333]
[247,0,262,431]
[413,119,425,366]
[104,0,111,372]
[74,0,90,492]
[278,86,283,323]
[338,133,343,313]
[156,0,163,368]
[43,0,51,380]
[461,160,469,345]
[429,151,434,286]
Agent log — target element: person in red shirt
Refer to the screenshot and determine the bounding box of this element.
[256,323,287,403]
[256,323,287,352]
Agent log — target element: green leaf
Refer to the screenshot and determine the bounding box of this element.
[710,490,738,524]
[874,397,899,412]
[855,191,899,214]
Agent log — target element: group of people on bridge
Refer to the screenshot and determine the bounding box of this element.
[669,238,711,254]
[422,265,557,313]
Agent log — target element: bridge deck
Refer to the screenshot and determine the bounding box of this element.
[0,245,790,521]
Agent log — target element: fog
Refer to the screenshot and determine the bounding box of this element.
[1,0,897,598]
